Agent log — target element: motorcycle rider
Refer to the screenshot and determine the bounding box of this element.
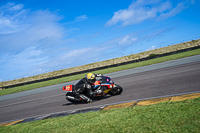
[75,73,102,103]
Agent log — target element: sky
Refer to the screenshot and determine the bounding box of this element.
[0,0,200,81]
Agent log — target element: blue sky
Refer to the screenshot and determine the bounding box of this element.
[0,0,200,81]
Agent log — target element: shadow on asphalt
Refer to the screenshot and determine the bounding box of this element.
[62,95,113,106]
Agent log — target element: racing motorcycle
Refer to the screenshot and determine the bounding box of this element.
[63,74,123,103]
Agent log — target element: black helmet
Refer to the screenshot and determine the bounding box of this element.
[86,73,96,84]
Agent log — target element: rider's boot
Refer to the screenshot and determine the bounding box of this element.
[79,94,92,103]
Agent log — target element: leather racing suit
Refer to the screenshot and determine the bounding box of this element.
[75,77,101,103]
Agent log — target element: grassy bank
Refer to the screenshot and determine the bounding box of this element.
[1,97,199,133]
[0,48,200,96]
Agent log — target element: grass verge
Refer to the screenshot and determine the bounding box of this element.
[0,97,199,133]
[0,48,200,96]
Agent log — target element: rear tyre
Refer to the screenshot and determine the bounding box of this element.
[109,84,123,95]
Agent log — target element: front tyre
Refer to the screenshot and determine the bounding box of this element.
[109,84,123,95]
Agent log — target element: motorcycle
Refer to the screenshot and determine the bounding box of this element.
[63,74,123,103]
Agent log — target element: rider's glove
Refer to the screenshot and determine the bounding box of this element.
[85,84,91,89]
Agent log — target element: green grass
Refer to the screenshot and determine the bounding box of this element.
[1,97,199,133]
[0,48,200,96]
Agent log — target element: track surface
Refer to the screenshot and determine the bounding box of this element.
[0,55,200,123]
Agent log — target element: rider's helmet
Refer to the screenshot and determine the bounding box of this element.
[86,73,96,84]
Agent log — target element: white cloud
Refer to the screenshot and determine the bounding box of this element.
[106,0,192,26]
[119,35,137,45]
[157,2,187,20]
[75,14,88,21]
[9,3,24,11]
[0,2,30,34]
[0,47,48,80]
[0,4,65,53]
[59,47,92,63]
[0,3,95,81]
[146,45,156,51]
[0,2,70,80]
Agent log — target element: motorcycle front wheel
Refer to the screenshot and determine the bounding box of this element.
[109,84,123,95]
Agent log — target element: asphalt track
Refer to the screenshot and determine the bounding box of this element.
[0,55,200,123]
